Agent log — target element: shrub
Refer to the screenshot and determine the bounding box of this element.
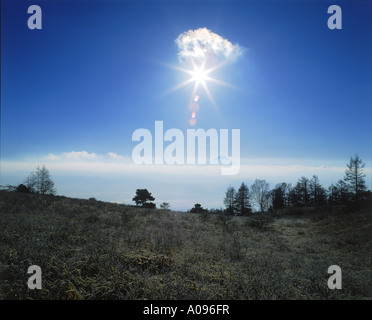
[16,184,31,194]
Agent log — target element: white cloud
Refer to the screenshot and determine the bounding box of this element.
[62,151,97,160]
[107,152,120,158]
[46,151,97,161]
[107,152,130,162]
[46,153,59,161]
[175,27,243,64]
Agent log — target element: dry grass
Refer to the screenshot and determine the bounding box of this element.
[0,191,370,300]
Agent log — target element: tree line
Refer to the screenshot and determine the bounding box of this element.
[219,154,371,215]
[9,154,371,214]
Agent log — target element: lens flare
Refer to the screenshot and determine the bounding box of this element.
[189,102,200,112]
[189,118,197,126]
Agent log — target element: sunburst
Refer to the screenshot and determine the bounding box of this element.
[165,59,231,106]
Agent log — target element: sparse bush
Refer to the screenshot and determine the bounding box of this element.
[16,184,31,193]
[143,202,156,209]
[160,202,170,210]
[190,203,207,213]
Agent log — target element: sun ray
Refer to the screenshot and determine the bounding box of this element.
[191,81,199,100]
[206,77,235,88]
[164,57,233,107]
[201,80,216,108]
[165,77,195,95]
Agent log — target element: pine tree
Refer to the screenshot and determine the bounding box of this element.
[293,177,310,207]
[132,189,155,207]
[309,175,327,206]
[336,179,350,204]
[272,182,291,209]
[234,182,251,215]
[344,154,367,203]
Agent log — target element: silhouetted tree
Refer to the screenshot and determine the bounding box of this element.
[328,183,338,205]
[234,182,251,215]
[344,154,367,203]
[287,185,298,207]
[330,179,350,205]
[293,177,310,207]
[144,202,156,209]
[160,202,170,210]
[190,203,207,213]
[271,182,291,210]
[337,179,350,204]
[24,165,56,195]
[223,186,236,215]
[16,184,31,193]
[250,179,271,212]
[132,189,155,207]
[309,175,327,206]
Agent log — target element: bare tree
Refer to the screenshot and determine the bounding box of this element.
[250,179,271,212]
[24,165,56,195]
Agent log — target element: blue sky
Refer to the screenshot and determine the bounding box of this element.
[1,0,371,210]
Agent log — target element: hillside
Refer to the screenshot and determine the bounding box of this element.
[0,190,370,300]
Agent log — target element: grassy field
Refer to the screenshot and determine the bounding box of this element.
[0,190,370,300]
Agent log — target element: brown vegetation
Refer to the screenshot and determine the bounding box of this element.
[0,191,370,300]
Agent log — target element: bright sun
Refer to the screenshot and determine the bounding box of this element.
[191,65,209,86]
[165,58,233,126]
[166,59,231,107]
